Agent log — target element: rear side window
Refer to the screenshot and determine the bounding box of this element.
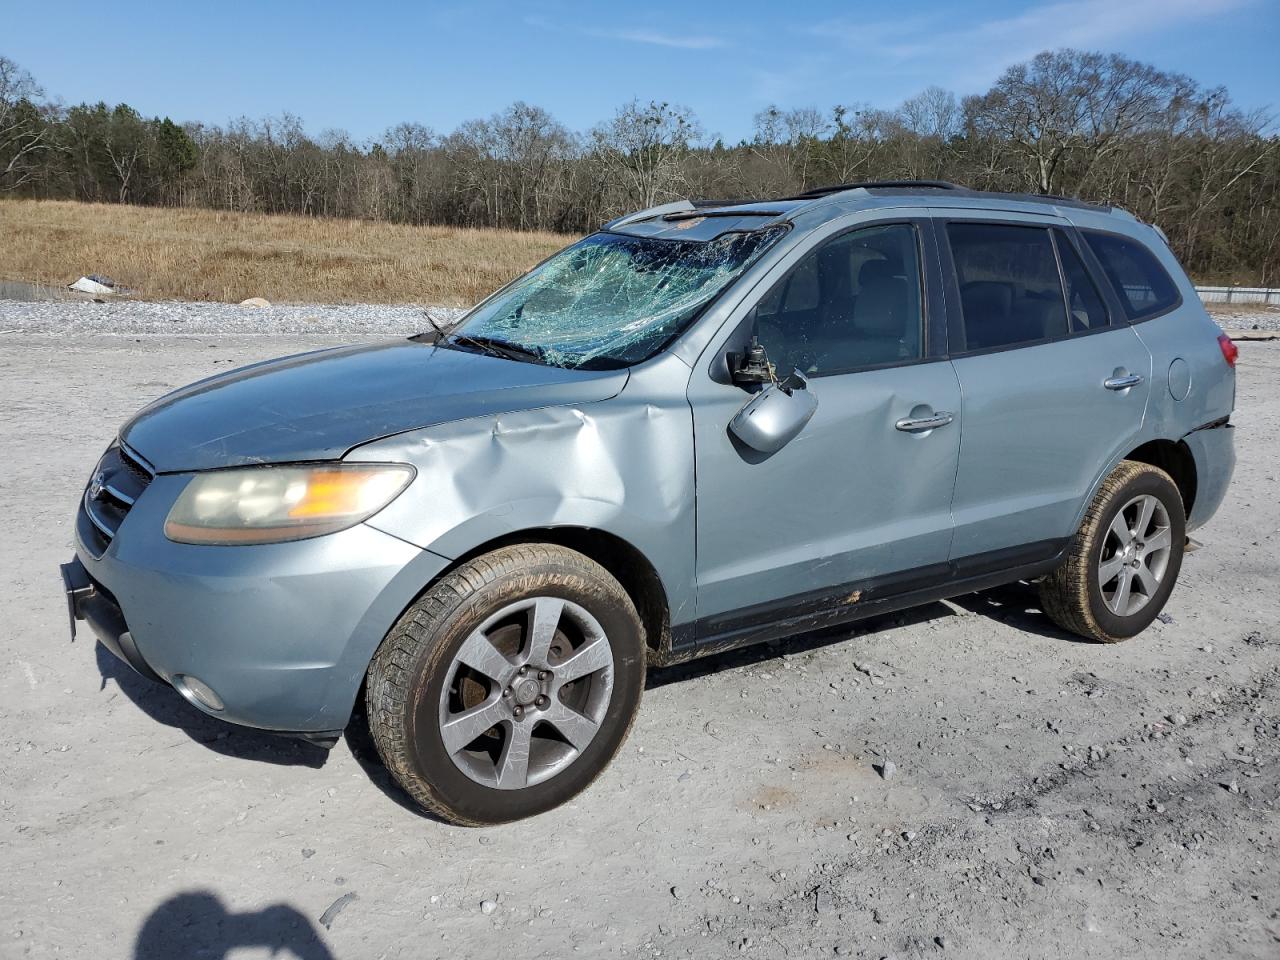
[1054,229,1109,332]
[1082,231,1181,321]
[947,223,1067,350]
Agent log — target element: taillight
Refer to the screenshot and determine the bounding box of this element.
[1217,334,1238,368]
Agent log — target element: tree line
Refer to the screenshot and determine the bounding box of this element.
[2,49,1277,284]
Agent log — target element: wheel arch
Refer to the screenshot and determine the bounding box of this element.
[1074,436,1197,536]
[1123,438,1197,519]
[360,524,673,682]
[440,527,673,660]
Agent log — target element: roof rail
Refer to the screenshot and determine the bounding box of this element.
[786,180,1112,213]
[793,180,963,199]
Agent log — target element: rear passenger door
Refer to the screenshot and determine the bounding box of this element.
[935,211,1153,564]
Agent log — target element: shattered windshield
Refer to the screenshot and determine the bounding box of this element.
[446,227,785,369]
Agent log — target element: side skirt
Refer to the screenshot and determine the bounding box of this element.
[655,539,1068,667]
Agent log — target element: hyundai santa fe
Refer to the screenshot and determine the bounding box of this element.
[62,180,1237,824]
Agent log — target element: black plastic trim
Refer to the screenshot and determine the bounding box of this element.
[663,209,787,221]
[61,557,162,683]
[664,538,1068,662]
[792,180,963,198]
[1187,415,1231,434]
[782,181,1110,213]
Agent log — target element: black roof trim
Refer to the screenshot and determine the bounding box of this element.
[662,209,788,222]
[957,189,1111,213]
[792,180,963,198]
[773,179,1110,213]
[689,197,755,208]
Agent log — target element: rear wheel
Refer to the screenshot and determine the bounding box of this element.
[1039,460,1186,643]
[366,544,645,825]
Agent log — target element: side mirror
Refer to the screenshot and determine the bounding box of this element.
[728,334,773,387]
[729,371,818,454]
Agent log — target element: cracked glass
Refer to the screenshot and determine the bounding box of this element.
[448,228,785,369]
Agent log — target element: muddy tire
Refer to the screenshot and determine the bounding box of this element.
[366,543,645,825]
[1039,460,1186,643]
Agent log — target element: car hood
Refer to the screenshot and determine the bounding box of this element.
[121,340,629,472]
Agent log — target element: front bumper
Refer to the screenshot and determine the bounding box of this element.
[61,557,162,683]
[68,471,450,735]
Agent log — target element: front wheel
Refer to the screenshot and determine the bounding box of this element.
[366,544,645,825]
[1039,460,1186,643]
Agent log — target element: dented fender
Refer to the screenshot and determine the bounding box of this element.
[346,353,699,629]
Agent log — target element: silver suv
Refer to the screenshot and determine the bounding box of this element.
[63,181,1237,824]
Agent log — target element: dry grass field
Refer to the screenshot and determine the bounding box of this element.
[0,199,577,305]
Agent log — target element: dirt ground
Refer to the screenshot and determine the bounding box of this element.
[1,333,1277,960]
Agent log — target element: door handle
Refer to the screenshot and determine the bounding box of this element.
[1103,373,1144,391]
[895,411,954,433]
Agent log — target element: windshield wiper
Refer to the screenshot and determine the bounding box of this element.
[411,310,456,344]
[448,333,548,365]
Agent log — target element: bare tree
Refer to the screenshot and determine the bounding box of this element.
[751,105,830,193]
[592,100,702,210]
[4,48,1277,283]
[964,50,1180,194]
[0,55,48,190]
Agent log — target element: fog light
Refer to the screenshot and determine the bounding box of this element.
[173,674,225,712]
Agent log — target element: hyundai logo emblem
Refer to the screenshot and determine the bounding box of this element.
[88,471,106,500]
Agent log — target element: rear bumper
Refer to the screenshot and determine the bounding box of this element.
[69,473,451,734]
[1183,420,1235,531]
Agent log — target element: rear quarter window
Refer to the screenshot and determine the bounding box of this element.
[1082,231,1181,321]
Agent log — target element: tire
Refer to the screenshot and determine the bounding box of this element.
[1039,460,1186,643]
[366,543,645,825]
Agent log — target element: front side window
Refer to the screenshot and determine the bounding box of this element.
[948,223,1068,351]
[1082,230,1181,321]
[449,228,784,369]
[753,223,923,377]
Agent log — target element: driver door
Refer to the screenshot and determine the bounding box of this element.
[685,218,962,643]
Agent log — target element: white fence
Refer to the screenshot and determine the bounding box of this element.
[1196,286,1280,306]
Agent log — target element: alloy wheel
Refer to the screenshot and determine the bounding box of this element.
[437,597,615,790]
[1097,493,1173,617]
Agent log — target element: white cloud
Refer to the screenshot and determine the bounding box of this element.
[589,27,727,50]
[523,15,728,51]
[807,0,1253,89]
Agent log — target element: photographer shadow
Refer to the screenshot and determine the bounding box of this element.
[135,891,335,960]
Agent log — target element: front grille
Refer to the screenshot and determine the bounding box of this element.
[81,442,155,553]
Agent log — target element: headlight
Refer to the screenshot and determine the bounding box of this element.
[164,463,414,545]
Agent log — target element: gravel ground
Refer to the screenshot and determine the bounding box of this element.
[0,299,465,336]
[1210,305,1280,333]
[1,319,1278,960]
[0,296,1275,336]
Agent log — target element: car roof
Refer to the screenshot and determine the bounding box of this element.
[606,181,1139,242]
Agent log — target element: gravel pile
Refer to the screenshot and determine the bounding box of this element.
[0,299,465,336]
[1210,305,1280,332]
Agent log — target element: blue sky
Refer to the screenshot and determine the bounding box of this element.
[6,0,1277,142]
